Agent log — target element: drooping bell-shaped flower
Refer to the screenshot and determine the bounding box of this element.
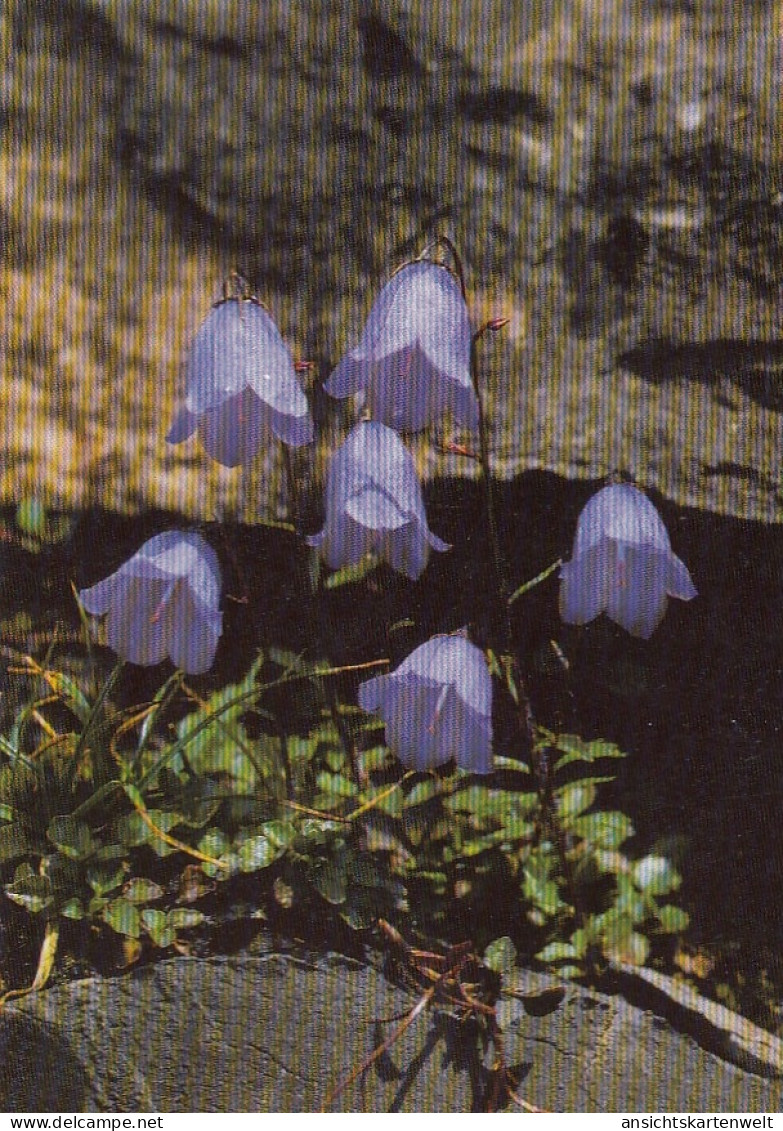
[324,261,479,434]
[559,484,697,639]
[79,531,223,674]
[307,421,449,581]
[166,294,314,467]
[358,632,493,773]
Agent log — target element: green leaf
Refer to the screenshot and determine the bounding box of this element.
[86,863,126,897]
[523,867,564,917]
[604,924,650,967]
[536,941,580,964]
[483,936,517,974]
[568,927,591,958]
[404,779,441,807]
[312,857,348,905]
[507,559,563,605]
[198,828,231,860]
[600,911,640,956]
[262,820,298,850]
[0,824,35,864]
[60,898,85,920]
[47,816,95,861]
[633,855,681,897]
[114,809,182,850]
[16,497,47,538]
[0,803,18,823]
[102,897,141,939]
[490,755,533,775]
[548,734,626,771]
[236,835,279,872]
[555,781,596,821]
[4,866,53,913]
[141,908,176,948]
[170,672,270,793]
[123,878,165,904]
[570,811,634,850]
[356,746,391,774]
[41,671,91,726]
[324,554,378,589]
[167,908,205,929]
[656,904,690,934]
[360,784,402,817]
[614,874,648,922]
[316,772,358,800]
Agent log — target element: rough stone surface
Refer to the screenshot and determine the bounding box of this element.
[0,2,781,522]
[2,954,781,1112]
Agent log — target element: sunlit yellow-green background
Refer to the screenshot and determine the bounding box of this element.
[1,0,781,523]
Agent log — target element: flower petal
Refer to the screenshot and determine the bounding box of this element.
[81,533,222,669]
[105,578,171,667]
[572,485,672,558]
[198,388,268,468]
[428,691,493,775]
[171,297,313,462]
[166,407,198,446]
[606,546,668,639]
[312,422,446,578]
[307,511,374,572]
[359,634,493,772]
[324,262,476,432]
[559,540,615,626]
[167,585,222,674]
[345,486,409,532]
[79,573,133,616]
[665,553,698,602]
[383,675,452,771]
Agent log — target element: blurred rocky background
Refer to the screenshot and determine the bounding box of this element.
[1,0,782,523]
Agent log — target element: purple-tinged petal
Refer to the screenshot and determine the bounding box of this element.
[665,553,698,602]
[561,485,696,637]
[307,511,374,572]
[605,546,669,639]
[324,262,477,433]
[168,585,222,675]
[383,677,452,771]
[573,485,672,557]
[382,522,430,581]
[79,573,133,617]
[311,422,447,579]
[166,407,199,446]
[358,634,493,773]
[198,388,268,468]
[105,578,172,667]
[427,688,492,775]
[357,673,388,715]
[345,486,409,532]
[81,532,222,672]
[452,705,493,775]
[169,297,313,463]
[559,540,615,626]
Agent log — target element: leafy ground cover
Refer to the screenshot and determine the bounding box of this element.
[0,489,780,1041]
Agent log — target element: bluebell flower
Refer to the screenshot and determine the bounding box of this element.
[324,261,479,434]
[358,632,493,773]
[560,484,697,639]
[79,531,223,674]
[166,296,314,467]
[307,421,449,581]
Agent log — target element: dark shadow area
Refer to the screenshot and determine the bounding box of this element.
[619,338,783,410]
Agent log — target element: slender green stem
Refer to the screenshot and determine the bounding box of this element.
[65,660,125,793]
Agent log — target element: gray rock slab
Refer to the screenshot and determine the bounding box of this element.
[1,955,780,1112]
